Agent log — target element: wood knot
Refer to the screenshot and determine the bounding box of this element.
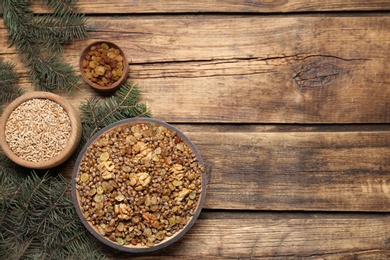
[293,57,345,89]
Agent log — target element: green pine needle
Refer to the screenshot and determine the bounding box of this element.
[29,54,81,92]
[79,81,151,146]
[0,57,24,108]
[0,154,107,260]
[1,0,87,92]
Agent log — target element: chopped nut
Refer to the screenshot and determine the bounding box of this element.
[176,188,191,202]
[115,194,125,201]
[104,161,115,171]
[102,171,114,180]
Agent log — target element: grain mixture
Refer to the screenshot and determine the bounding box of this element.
[5,98,71,162]
[75,122,204,247]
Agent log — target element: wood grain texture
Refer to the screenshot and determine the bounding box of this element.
[181,127,390,212]
[1,15,389,123]
[2,1,390,259]
[60,125,390,212]
[29,0,390,14]
[109,212,390,259]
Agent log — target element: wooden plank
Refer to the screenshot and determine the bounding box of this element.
[182,128,390,212]
[28,0,390,14]
[110,211,390,259]
[1,15,389,123]
[60,126,390,212]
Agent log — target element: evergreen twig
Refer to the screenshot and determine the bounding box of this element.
[0,57,24,109]
[1,0,87,92]
[0,154,107,260]
[79,80,151,147]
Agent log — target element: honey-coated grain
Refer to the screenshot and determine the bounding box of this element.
[75,122,204,247]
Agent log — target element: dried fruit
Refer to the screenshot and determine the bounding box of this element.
[82,43,125,88]
[100,152,110,162]
[80,173,90,182]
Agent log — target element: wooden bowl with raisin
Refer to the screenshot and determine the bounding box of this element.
[79,41,129,92]
[72,118,206,252]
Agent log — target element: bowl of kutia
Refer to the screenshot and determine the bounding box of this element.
[0,91,82,169]
[72,118,206,252]
[79,41,129,92]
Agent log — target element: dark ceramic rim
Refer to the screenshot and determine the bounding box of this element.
[71,118,206,253]
[79,41,129,92]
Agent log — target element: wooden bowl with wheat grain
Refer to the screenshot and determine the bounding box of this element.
[0,91,82,169]
[79,41,129,92]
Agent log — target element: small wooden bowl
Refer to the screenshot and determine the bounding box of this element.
[0,92,82,169]
[72,118,206,253]
[79,41,129,92]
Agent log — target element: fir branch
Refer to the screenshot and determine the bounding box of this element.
[32,13,87,53]
[29,54,81,92]
[37,0,80,16]
[0,159,107,259]
[1,0,87,92]
[0,57,24,106]
[79,81,151,146]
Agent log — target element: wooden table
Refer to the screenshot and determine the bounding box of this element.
[2,0,390,258]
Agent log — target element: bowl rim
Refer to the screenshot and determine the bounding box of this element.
[71,117,207,253]
[79,41,129,92]
[0,91,82,169]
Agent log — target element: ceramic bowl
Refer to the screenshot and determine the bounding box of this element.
[72,118,206,252]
